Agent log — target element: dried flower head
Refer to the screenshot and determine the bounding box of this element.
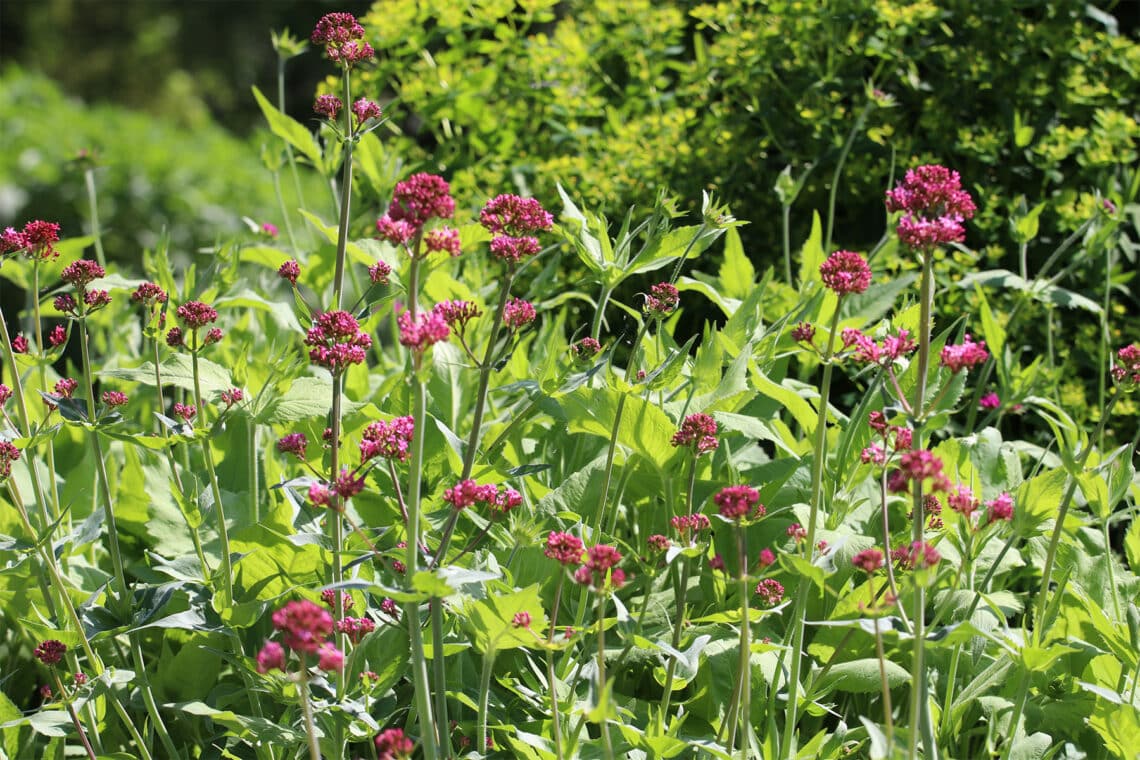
[791,322,815,343]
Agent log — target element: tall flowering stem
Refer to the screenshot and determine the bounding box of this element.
[331,65,354,311]
[660,454,701,718]
[32,262,64,523]
[781,302,842,754]
[731,527,751,758]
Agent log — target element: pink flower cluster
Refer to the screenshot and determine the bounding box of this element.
[570,337,601,362]
[842,328,917,366]
[545,532,585,565]
[1,220,60,260]
[851,548,885,573]
[670,513,711,541]
[175,301,219,330]
[894,449,951,493]
[503,298,537,329]
[304,310,373,373]
[885,165,976,250]
[257,599,342,674]
[336,616,376,644]
[359,416,414,463]
[755,578,785,607]
[573,544,625,591]
[939,334,988,373]
[443,479,521,514]
[101,391,129,407]
[425,227,461,256]
[352,98,382,126]
[314,94,342,119]
[34,639,67,666]
[671,413,719,455]
[1111,343,1140,388]
[480,194,553,267]
[948,486,1013,526]
[819,250,872,296]
[714,484,763,521]
[435,300,481,330]
[131,281,168,306]
[278,260,301,285]
[387,173,455,229]
[375,727,415,760]
[61,259,105,289]
[791,322,815,343]
[644,282,680,318]
[892,541,942,570]
[0,441,20,479]
[397,306,450,353]
[277,433,308,458]
[310,12,373,66]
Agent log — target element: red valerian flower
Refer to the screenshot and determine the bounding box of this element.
[851,548,885,573]
[671,413,718,455]
[3,220,61,259]
[940,334,989,373]
[1110,343,1140,389]
[256,641,285,674]
[368,260,392,284]
[503,298,537,330]
[479,194,553,236]
[714,485,762,521]
[277,433,308,458]
[819,250,872,296]
[443,479,498,510]
[352,98,382,126]
[643,282,680,317]
[48,325,67,347]
[885,165,976,250]
[61,259,105,289]
[305,310,373,373]
[0,442,20,479]
[101,391,128,407]
[176,301,219,330]
[33,639,67,666]
[544,532,584,566]
[389,173,455,228]
[397,306,450,353]
[570,337,601,362]
[755,578,785,606]
[424,227,461,256]
[271,599,334,654]
[511,611,531,629]
[278,260,301,285]
[375,727,415,760]
[573,544,625,590]
[359,416,415,462]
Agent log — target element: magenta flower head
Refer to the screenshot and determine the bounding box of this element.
[939,334,988,373]
[503,298,537,330]
[359,416,415,463]
[489,235,541,265]
[305,310,373,373]
[0,441,21,479]
[671,413,718,455]
[714,485,763,521]
[570,336,602,363]
[375,216,418,247]
[53,378,78,398]
[261,222,279,238]
[791,322,815,343]
[314,94,343,120]
[173,403,196,421]
[511,611,532,629]
[277,432,309,458]
[644,282,680,318]
[885,165,976,250]
[819,250,872,296]
[311,12,373,66]
[755,578,785,607]
[985,492,1014,524]
[1111,343,1140,389]
[979,391,1001,410]
[60,259,105,290]
[352,98,382,126]
[256,641,285,674]
[573,544,625,591]
[424,227,461,257]
[11,335,28,354]
[479,194,554,236]
[443,479,498,510]
[5,220,61,260]
[397,305,450,353]
[389,173,455,228]
[317,642,345,671]
[53,294,76,315]
[0,384,11,405]
[176,301,219,330]
[894,541,941,571]
[545,531,585,566]
[101,391,128,407]
[435,300,481,330]
[48,325,67,347]
[33,640,67,666]
[278,260,301,285]
[131,281,168,309]
[368,260,392,284]
[852,548,885,573]
[375,727,415,760]
[271,599,334,654]
[670,513,711,542]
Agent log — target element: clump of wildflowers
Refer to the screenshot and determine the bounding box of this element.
[570,337,601,363]
[573,544,625,591]
[33,639,67,666]
[277,433,308,459]
[314,94,343,120]
[885,164,976,250]
[397,306,450,353]
[1111,343,1140,389]
[714,485,763,521]
[644,282,680,318]
[359,417,415,462]
[304,310,372,373]
[755,578,785,607]
[310,12,373,66]
[940,334,989,373]
[2,220,60,260]
[480,194,552,268]
[545,532,585,566]
[671,413,718,455]
[819,250,872,295]
[503,298,537,330]
[375,728,415,760]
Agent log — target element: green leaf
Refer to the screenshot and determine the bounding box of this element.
[974,284,1005,377]
[172,700,303,743]
[799,210,824,288]
[0,690,22,758]
[1125,518,1140,572]
[749,365,817,437]
[254,376,365,424]
[626,224,720,276]
[1014,467,1068,536]
[717,227,754,300]
[815,658,909,694]
[1087,700,1140,760]
[251,85,321,167]
[780,554,826,594]
[100,354,233,396]
[215,288,302,333]
[559,388,677,470]
[462,584,548,653]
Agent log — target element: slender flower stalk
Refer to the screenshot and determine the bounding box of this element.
[546,575,566,760]
[52,669,98,760]
[32,263,64,524]
[596,591,614,760]
[82,164,107,268]
[731,528,751,759]
[781,305,841,755]
[298,668,323,760]
[660,455,699,718]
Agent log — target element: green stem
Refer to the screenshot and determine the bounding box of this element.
[1104,521,1122,621]
[248,418,260,523]
[84,167,107,268]
[735,529,751,760]
[874,619,895,752]
[547,576,566,760]
[780,304,842,757]
[661,455,698,718]
[596,592,614,760]
[907,585,926,760]
[782,203,792,286]
[299,669,323,760]
[53,671,97,760]
[331,67,353,310]
[191,339,234,606]
[479,649,496,756]
[406,374,440,759]
[591,284,614,342]
[32,264,63,525]
[998,679,1030,760]
[1033,393,1119,640]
